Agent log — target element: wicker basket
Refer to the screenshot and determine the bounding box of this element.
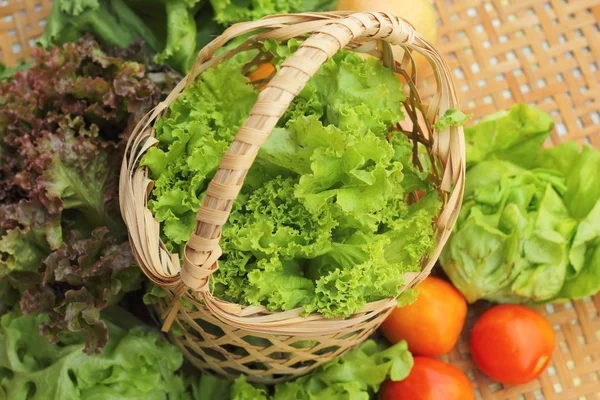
[120,11,465,383]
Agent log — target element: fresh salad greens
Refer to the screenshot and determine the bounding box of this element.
[0,38,178,353]
[229,340,413,400]
[441,104,600,304]
[210,0,337,25]
[182,339,413,400]
[40,0,336,74]
[0,308,186,400]
[0,310,412,400]
[142,43,441,318]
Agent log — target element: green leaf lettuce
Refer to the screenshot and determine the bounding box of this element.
[143,47,440,318]
[0,309,186,400]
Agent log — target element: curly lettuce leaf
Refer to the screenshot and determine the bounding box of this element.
[0,202,59,278]
[143,58,258,253]
[214,177,335,311]
[288,50,405,135]
[209,0,335,25]
[146,47,439,318]
[432,108,473,131]
[37,117,124,235]
[0,309,185,400]
[19,228,140,354]
[229,339,413,400]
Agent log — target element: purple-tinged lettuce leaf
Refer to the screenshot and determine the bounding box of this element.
[20,228,140,354]
[0,38,176,352]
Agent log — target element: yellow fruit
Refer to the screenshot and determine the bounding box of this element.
[336,0,438,78]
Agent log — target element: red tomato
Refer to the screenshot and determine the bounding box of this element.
[470,304,555,385]
[379,357,474,400]
[380,276,467,357]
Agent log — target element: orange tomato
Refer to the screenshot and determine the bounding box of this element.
[470,304,555,385]
[247,63,275,88]
[379,357,474,400]
[380,276,467,357]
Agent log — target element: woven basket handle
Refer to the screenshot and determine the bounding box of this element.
[181,12,457,291]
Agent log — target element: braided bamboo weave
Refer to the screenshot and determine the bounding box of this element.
[120,11,465,383]
[0,0,51,66]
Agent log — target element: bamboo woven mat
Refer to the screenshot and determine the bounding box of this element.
[1,0,599,399]
[426,1,600,399]
[0,0,51,66]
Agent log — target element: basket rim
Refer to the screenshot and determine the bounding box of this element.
[119,11,466,333]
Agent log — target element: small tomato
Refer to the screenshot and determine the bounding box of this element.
[470,304,555,385]
[379,357,474,400]
[247,63,275,89]
[380,276,467,357]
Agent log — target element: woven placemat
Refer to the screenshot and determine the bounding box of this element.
[427,1,600,399]
[0,0,51,66]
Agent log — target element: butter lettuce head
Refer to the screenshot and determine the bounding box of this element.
[441,104,600,304]
[142,46,441,318]
[540,144,600,299]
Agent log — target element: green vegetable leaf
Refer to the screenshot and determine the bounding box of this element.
[186,370,233,400]
[228,339,413,400]
[210,0,334,25]
[0,61,30,82]
[146,48,439,318]
[561,145,600,219]
[432,108,473,131]
[0,38,173,351]
[0,309,186,400]
[442,105,600,304]
[59,0,100,15]
[464,104,554,168]
[275,339,413,399]
[231,376,269,400]
[20,228,141,354]
[441,160,576,303]
[0,201,60,278]
[153,1,199,74]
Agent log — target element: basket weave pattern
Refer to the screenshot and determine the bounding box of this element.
[120,12,465,383]
[0,0,51,66]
